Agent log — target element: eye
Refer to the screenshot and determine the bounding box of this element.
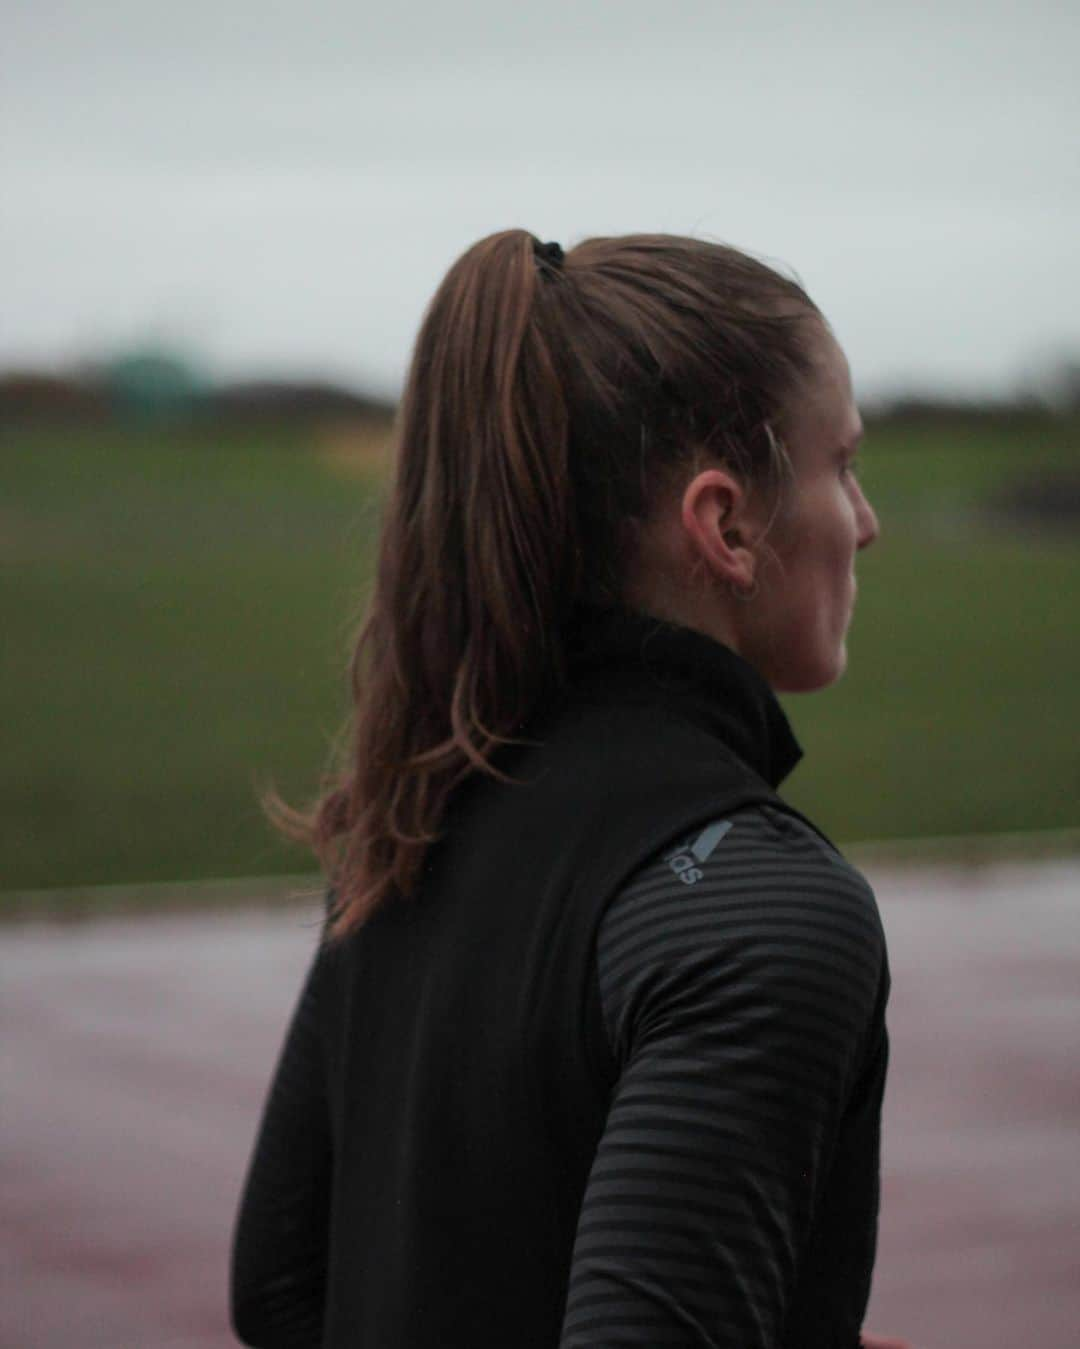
[841,455,861,480]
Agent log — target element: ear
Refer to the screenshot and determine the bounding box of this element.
[679,468,760,592]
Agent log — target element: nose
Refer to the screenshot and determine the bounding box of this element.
[855,482,880,550]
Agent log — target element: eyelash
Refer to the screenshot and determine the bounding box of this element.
[841,456,861,479]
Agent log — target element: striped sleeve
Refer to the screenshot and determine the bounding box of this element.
[560,804,888,1349]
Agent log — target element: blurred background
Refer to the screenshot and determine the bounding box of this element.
[4,0,1079,897]
[3,2,1078,1347]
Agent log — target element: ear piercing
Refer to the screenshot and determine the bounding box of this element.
[728,578,759,602]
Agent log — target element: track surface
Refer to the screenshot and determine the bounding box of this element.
[4,859,1078,1348]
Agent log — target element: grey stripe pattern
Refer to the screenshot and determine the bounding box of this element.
[560,804,888,1348]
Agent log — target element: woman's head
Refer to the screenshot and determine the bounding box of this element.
[305,228,873,935]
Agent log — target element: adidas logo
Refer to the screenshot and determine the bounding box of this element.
[663,819,733,885]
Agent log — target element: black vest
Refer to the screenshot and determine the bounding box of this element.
[318,610,822,1346]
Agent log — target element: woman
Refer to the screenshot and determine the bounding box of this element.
[230,231,911,1348]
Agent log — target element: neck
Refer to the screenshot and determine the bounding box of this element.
[620,578,748,673]
[562,602,803,789]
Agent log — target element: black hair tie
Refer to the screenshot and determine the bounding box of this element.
[534,239,565,269]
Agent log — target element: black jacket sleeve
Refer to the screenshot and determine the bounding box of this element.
[230,941,332,1348]
[559,805,889,1349]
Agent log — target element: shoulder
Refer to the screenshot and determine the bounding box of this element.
[599,801,884,957]
[597,801,887,1066]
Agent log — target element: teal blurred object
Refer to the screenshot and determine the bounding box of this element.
[103,346,207,420]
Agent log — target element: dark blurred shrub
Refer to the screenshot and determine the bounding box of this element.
[0,370,110,425]
[987,469,1080,535]
[206,380,395,425]
[863,394,1061,433]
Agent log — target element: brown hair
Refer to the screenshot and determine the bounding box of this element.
[291,230,820,940]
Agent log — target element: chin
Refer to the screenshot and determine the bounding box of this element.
[771,644,847,694]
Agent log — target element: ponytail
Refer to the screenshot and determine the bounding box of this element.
[313,230,578,939]
[281,229,819,939]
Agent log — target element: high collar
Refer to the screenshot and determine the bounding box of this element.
[563,606,803,790]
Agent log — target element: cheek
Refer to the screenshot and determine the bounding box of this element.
[818,503,860,581]
[760,497,854,616]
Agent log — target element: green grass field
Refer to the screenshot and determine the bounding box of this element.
[3,411,1078,898]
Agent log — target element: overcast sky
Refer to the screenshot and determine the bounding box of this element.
[3,0,1078,400]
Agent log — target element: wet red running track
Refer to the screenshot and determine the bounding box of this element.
[4,859,1079,1348]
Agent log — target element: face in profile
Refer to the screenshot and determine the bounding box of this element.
[740,323,880,693]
